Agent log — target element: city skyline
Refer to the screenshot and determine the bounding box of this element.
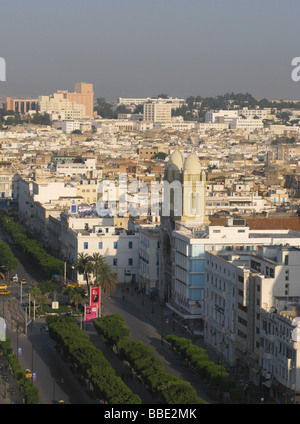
[0,0,300,101]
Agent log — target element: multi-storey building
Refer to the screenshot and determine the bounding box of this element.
[57,213,139,284]
[5,97,38,114]
[143,102,172,123]
[39,93,86,120]
[138,225,160,292]
[205,245,300,403]
[165,217,300,334]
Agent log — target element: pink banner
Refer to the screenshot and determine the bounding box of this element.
[85,305,98,322]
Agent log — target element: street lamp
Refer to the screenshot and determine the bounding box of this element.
[185,325,190,348]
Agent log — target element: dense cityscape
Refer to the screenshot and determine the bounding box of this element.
[0,0,300,412]
[0,84,300,407]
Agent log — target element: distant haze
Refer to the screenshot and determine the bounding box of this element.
[0,0,300,101]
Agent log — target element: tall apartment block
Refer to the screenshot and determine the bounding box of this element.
[143,102,172,123]
[68,82,94,118]
[55,82,94,118]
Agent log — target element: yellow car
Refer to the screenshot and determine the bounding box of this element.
[25,369,32,379]
[0,290,10,295]
[67,282,81,288]
[0,284,8,290]
[20,279,27,285]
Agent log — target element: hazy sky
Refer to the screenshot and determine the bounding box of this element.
[1,0,300,101]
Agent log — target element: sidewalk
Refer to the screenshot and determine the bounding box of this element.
[0,354,24,404]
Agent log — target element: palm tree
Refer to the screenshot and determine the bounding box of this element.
[74,253,93,296]
[62,286,85,311]
[95,261,118,316]
[28,286,42,319]
[37,295,49,313]
[89,253,105,283]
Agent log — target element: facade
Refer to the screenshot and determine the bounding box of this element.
[62,120,81,133]
[165,215,300,334]
[58,213,139,284]
[205,110,239,123]
[204,245,300,403]
[229,117,264,131]
[143,102,172,123]
[52,158,96,178]
[39,93,86,120]
[0,171,19,205]
[5,97,38,114]
[68,82,94,118]
[138,225,160,292]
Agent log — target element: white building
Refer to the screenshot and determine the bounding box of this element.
[58,213,140,285]
[204,245,300,404]
[229,117,264,131]
[167,218,300,334]
[39,93,86,120]
[18,178,78,238]
[53,158,96,178]
[138,225,160,292]
[143,102,172,123]
[205,110,239,123]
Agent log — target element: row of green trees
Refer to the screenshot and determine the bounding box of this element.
[46,315,141,404]
[0,239,18,277]
[166,335,244,403]
[93,315,205,404]
[0,338,39,404]
[0,213,64,277]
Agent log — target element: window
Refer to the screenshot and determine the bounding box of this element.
[128,241,133,249]
[113,242,118,249]
[83,242,88,250]
[128,258,133,266]
[99,242,103,249]
[113,258,117,266]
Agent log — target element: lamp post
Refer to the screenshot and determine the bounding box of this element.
[185,325,190,348]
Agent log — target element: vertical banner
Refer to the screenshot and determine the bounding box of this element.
[90,287,101,315]
[85,305,98,322]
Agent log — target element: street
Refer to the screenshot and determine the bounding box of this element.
[0,224,215,404]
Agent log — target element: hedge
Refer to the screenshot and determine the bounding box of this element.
[0,212,64,277]
[93,314,130,346]
[93,315,205,404]
[46,316,141,404]
[165,334,242,402]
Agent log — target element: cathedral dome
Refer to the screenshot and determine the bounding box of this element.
[168,148,183,171]
[183,151,201,174]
